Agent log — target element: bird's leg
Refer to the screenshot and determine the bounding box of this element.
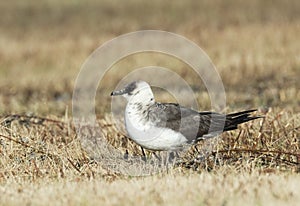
[140,146,147,162]
[123,150,129,160]
[152,151,161,161]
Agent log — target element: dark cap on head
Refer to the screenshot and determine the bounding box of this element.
[111,81,137,96]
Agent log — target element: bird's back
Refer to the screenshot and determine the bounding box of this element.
[147,103,260,143]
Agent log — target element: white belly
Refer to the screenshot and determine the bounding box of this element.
[125,113,188,151]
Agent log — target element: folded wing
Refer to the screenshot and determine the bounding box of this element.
[147,103,260,143]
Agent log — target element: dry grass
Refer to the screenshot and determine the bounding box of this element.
[1,172,300,206]
[0,0,300,205]
[0,108,299,205]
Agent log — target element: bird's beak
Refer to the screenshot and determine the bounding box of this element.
[111,89,126,96]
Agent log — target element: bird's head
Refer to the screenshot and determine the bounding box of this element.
[111,80,155,103]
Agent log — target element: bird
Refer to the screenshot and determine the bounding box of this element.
[111,80,261,151]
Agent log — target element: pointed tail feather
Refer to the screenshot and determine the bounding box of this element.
[226,109,257,117]
[224,110,263,131]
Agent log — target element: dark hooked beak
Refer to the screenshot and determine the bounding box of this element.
[111,89,126,96]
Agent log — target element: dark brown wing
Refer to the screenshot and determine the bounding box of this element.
[147,103,260,143]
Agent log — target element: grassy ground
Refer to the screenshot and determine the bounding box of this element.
[0,0,299,205]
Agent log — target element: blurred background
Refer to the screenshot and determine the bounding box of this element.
[0,0,299,116]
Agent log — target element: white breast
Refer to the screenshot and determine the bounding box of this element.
[125,107,188,150]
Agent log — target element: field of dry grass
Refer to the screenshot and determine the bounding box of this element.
[0,0,299,205]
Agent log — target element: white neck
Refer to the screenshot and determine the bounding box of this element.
[125,88,155,127]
